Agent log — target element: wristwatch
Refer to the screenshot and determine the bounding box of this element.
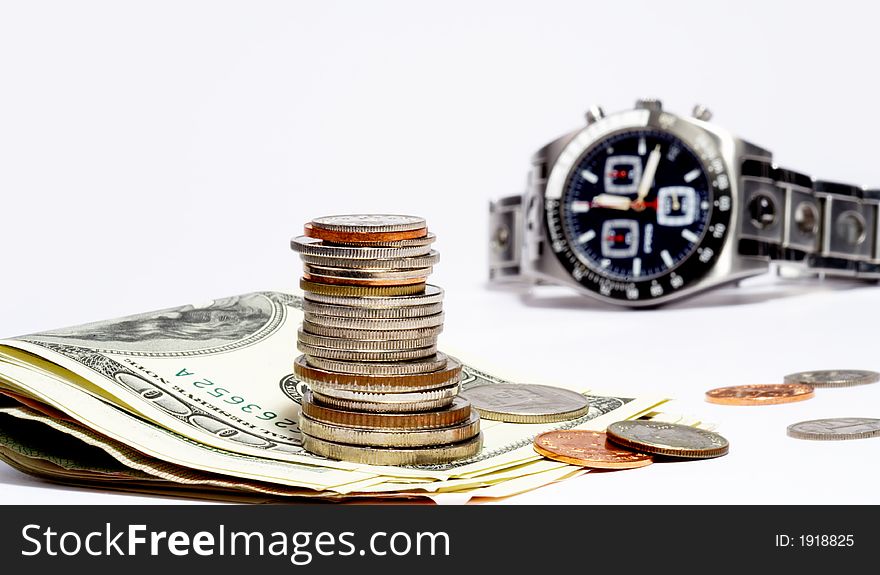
[489,99,879,307]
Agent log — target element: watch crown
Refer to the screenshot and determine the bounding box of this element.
[585,105,605,124]
[635,98,662,112]
[692,104,713,121]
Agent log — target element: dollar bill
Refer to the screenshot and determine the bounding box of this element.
[0,291,665,498]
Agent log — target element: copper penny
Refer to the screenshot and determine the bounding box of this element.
[705,383,814,406]
[304,222,428,243]
[533,430,653,469]
[301,390,473,430]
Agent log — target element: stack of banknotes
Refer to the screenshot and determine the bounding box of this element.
[0,291,666,502]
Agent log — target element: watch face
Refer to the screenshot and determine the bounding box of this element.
[546,125,732,303]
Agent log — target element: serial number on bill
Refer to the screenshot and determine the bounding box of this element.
[776,534,854,548]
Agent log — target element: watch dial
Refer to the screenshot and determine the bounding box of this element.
[561,130,711,282]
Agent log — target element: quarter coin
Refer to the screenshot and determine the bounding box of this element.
[783,370,880,388]
[310,214,427,233]
[786,418,880,441]
[605,420,729,459]
[301,433,482,466]
[298,411,480,448]
[299,278,425,297]
[301,390,472,429]
[459,383,590,423]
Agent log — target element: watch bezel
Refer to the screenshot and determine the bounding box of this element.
[542,109,734,304]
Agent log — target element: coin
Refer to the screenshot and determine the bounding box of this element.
[326,232,436,248]
[310,214,427,233]
[294,354,461,390]
[459,383,590,423]
[303,312,444,331]
[304,222,427,244]
[606,420,729,459]
[301,433,481,466]
[299,411,480,448]
[301,390,472,429]
[296,341,438,362]
[303,284,444,308]
[311,390,455,413]
[783,370,880,389]
[305,353,450,376]
[302,271,428,287]
[296,328,437,351]
[301,320,442,340]
[533,430,654,469]
[299,251,440,270]
[303,263,433,281]
[299,278,426,297]
[290,235,434,259]
[705,383,815,406]
[302,300,444,319]
[786,418,880,441]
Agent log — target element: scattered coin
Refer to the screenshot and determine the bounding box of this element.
[303,284,443,308]
[459,383,590,423]
[299,278,426,297]
[705,383,815,406]
[300,411,481,448]
[786,418,880,441]
[783,370,880,389]
[301,433,481,466]
[533,430,654,469]
[301,390,473,429]
[605,420,729,459]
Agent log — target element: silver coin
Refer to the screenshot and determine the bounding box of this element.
[299,251,440,270]
[297,328,437,351]
[310,214,426,233]
[787,418,880,441]
[303,312,444,331]
[301,432,482,466]
[327,232,436,248]
[302,299,443,319]
[296,341,438,362]
[303,284,444,308]
[310,389,455,413]
[305,353,450,376]
[303,263,432,281]
[606,420,729,459]
[291,235,434,259]
[299,411,480,448]
[784,370,880,388]
[459,383,590,423]
[308,381,460,404]
[302,320,443,340]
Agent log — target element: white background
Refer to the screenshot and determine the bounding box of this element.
[1,0,880,504]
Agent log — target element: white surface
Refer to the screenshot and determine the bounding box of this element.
[1,0,880,504]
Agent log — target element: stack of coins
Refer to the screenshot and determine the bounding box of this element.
[290,215,482,465]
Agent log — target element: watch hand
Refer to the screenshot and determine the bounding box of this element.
[591,194,632,210]
[635,144,662,204]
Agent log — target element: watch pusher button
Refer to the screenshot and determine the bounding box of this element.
[585,105,605,124]
[692,104,713,121]
[635,98,662,111]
